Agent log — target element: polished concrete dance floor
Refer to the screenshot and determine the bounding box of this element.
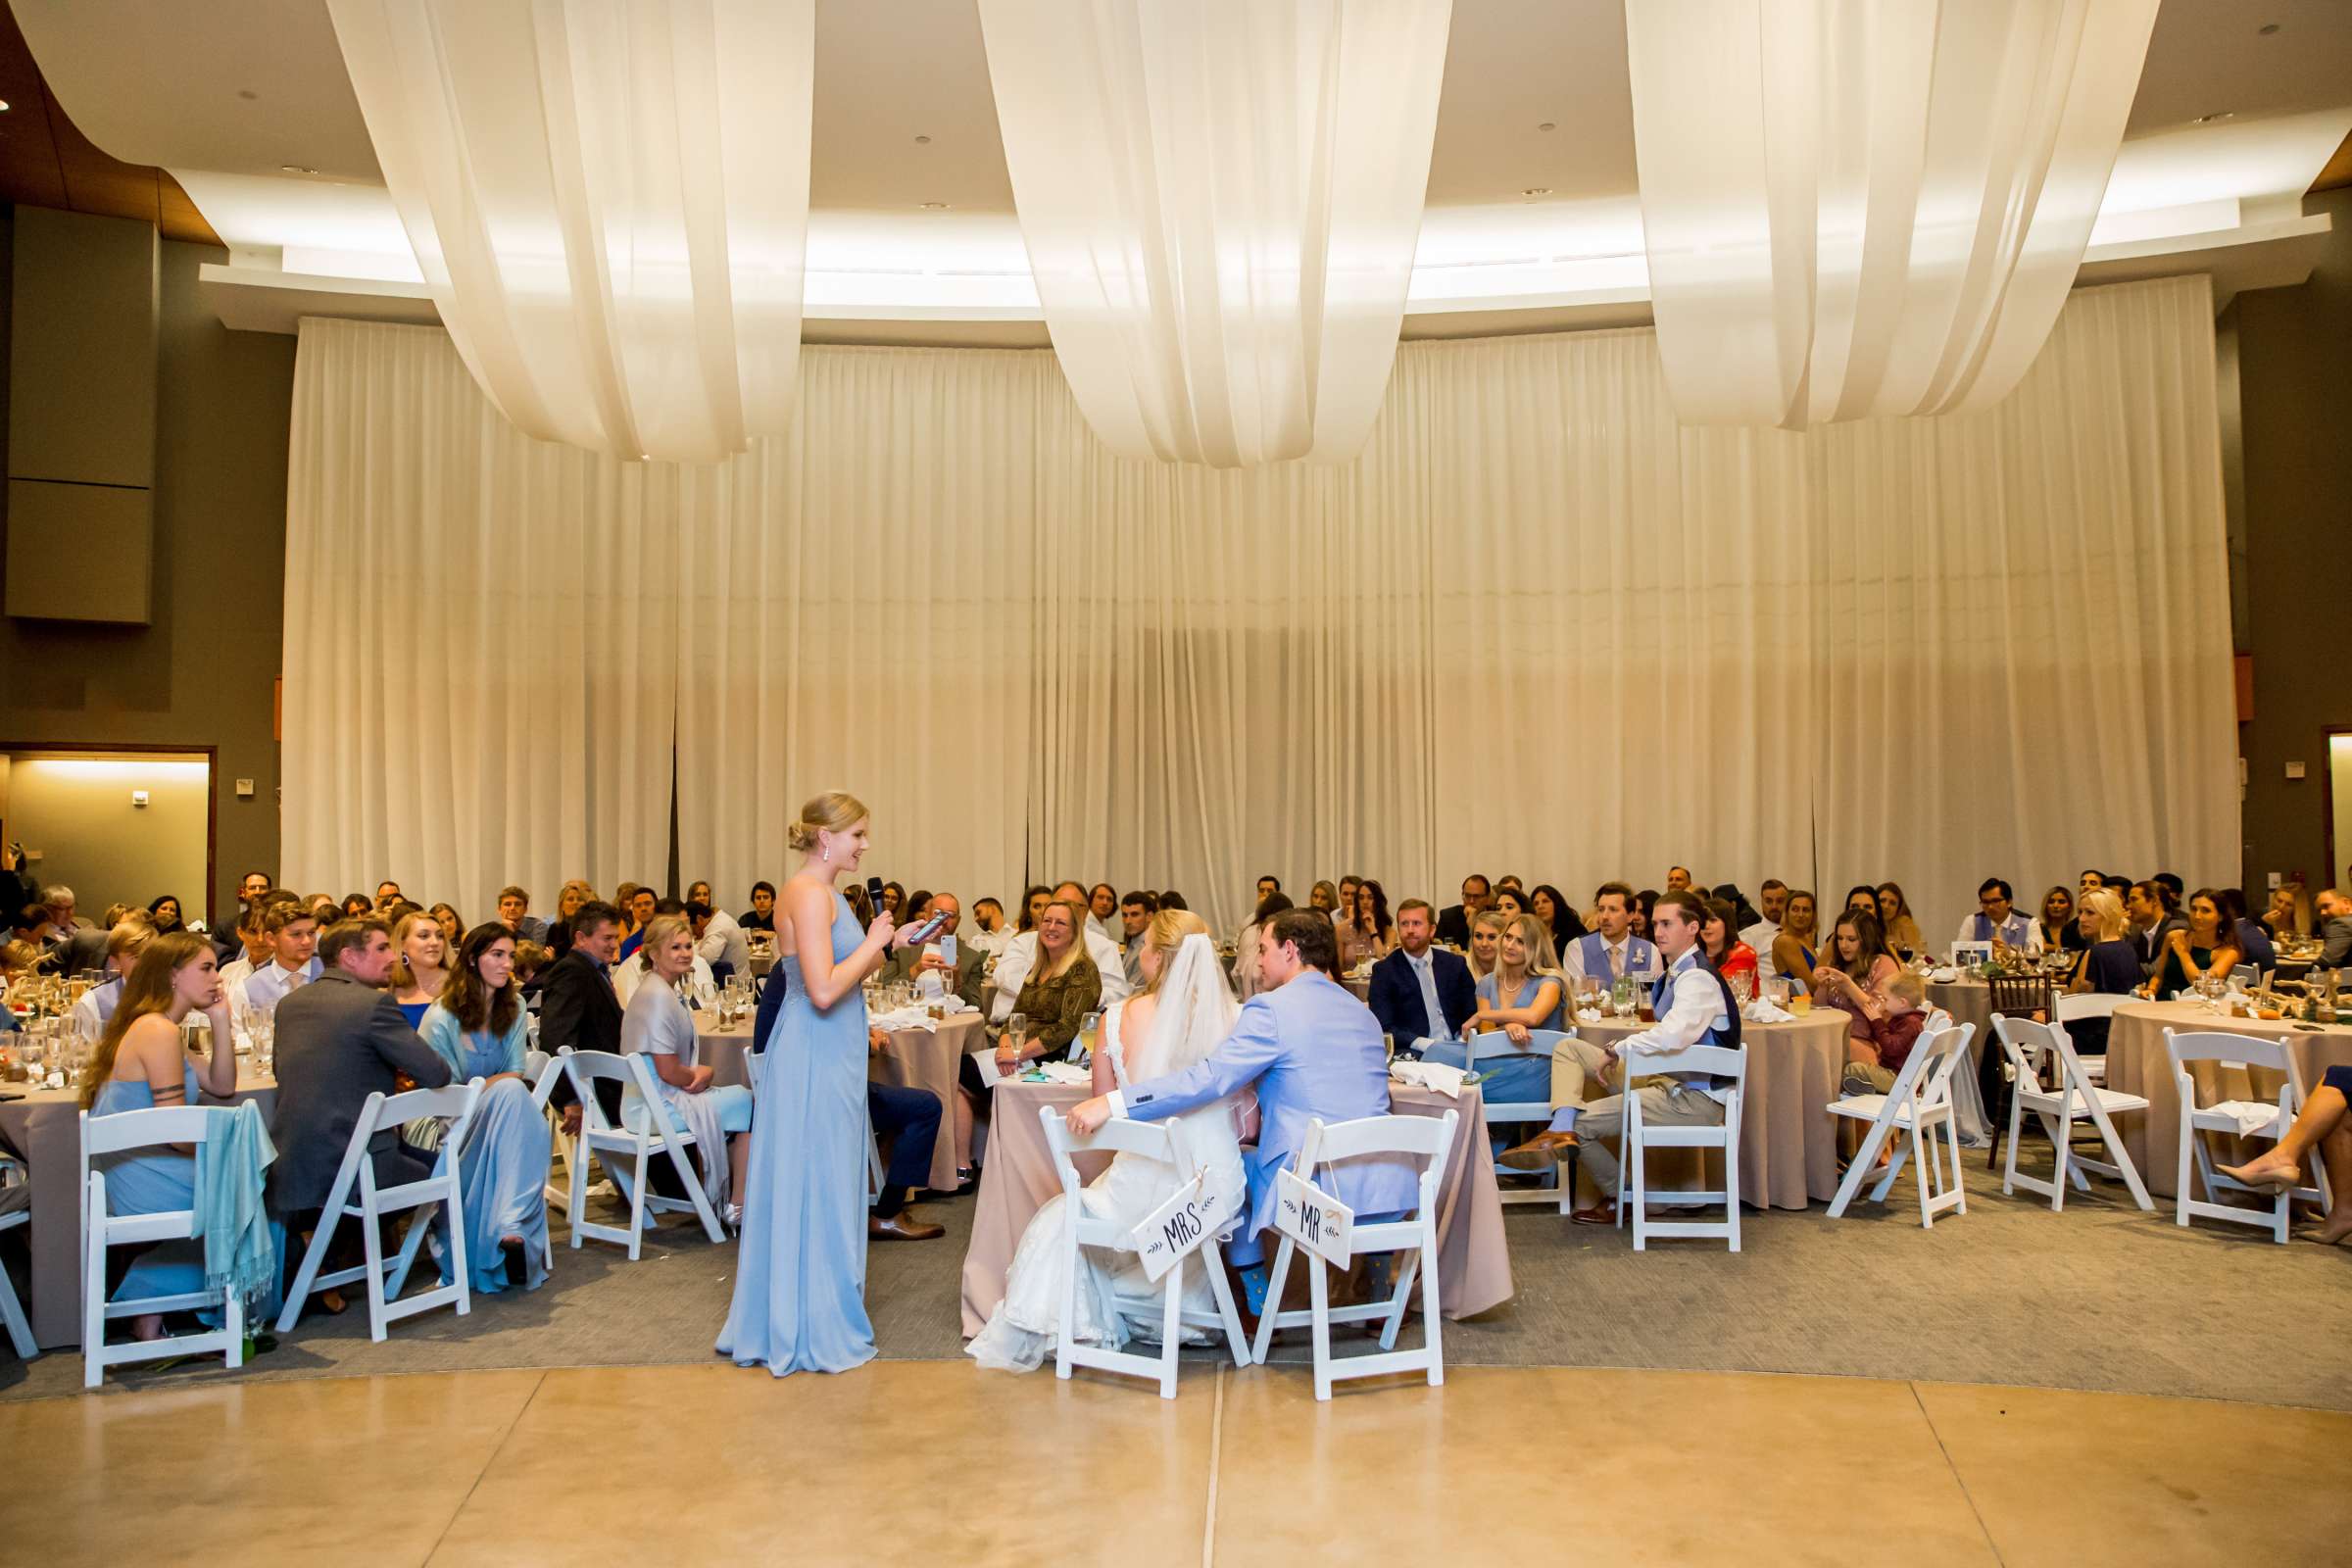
[6,1357,2348,1565]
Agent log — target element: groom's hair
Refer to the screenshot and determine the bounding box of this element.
[1266,908,1336,971]
[1396,898,1433,919]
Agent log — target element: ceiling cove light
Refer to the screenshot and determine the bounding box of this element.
[977,0,1453,467]
[326,0,814,462]
[1625,0,2158,429]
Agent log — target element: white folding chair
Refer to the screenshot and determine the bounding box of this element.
[2165,1028,2329,1244]
[1036,1105,1250,1398]
[531,1053,579,1237]
[1251,1110,1458,1401]
[0,1155,31,1360]
[79,1104,249,1386]
[1992,1015,2153,1211]
[2056,992,2125,1084]
[1615,1046,1746,1250]
[1463,1027,1573,1207]
[866,1124,887,1210]
[561,1050,725,1258]
[1826,1022,1972,1227]
[276,1080,484,1341]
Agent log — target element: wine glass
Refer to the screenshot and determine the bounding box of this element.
[1005,1012,1030,1067]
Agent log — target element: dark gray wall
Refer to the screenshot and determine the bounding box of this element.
[0,211,294,926]
[2236,186,2352,895]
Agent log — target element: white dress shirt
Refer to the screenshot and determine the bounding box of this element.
[1405,949,1448,1050]
[1609,950,1737,1103]
[233,956,321,1015]
[988,926,1132,1020]
[1740,920,1781,982]
[694,908,752,976]
[1952,910,2045,953]
[1564,935,1636,983]
[219,954,259,992]
[964,924,1013,957]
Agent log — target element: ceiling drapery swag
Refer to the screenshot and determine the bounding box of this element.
[326,0,813,462]
[976,0,1452,467]
[1624,0,2157,429]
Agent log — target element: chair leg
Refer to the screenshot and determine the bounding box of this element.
[1308,1256,1333,1403]
[568,1136,591,1250]
[627,1148,650,1261]
[82,1181,107,1387]
[2177,1121,2194,1228]
[0,1259,34,1361]
[361,1200,389,1344]
[1250,1236,1298,1365]
[1420,1231,1445,1387]
[1204,1250,1250,1366]
[1380,1250,1418,1350]
[1055,1224,1080,1382]
[1157,1256,1184,1399]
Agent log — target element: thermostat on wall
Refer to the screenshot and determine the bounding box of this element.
[131,790,149,808]
[2286,760,2308,780]
[235,778,255,798]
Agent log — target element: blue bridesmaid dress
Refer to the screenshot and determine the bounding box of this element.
[716,887,876,1375]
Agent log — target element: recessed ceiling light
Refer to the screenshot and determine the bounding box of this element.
[0,101,12,113]
[2192,112,2234,124]
[1536,122,1555,132]
[920,201,950,210]
[237,88,259,101]
[914,134,932,144]
[279,164,319,175]
[1521,187,1552,197]
[2259,22,2280,34]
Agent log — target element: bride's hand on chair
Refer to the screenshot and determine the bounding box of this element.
[1066,1097,1111,1136]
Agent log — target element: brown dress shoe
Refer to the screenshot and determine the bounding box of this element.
[1570,1203,1616,1226]
[868,1211,946,1242]
[1496,1128,1579,1171]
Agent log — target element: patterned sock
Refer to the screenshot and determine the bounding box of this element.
[1239,1263,1271,1315]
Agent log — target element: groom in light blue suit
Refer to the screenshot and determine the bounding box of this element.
[1065,909,1417,1301]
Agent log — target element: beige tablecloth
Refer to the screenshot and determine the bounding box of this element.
[1926,978,1997,1143]
[0,1070,277,1350]
[1572,1010,1850,1209]
[2103,1001,2352,1200]
[693,1009,984,1192]
[959,1080,1512,1338]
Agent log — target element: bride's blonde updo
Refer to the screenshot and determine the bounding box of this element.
[786,790,868,854]
[1140,908,1211,995]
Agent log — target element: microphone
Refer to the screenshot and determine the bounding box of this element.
[865,876,888,924]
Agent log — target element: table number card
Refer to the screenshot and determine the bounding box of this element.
[1274,1169,1353,1270]
[1128,1172,1237,1283]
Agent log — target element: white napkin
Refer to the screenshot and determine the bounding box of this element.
[1930,968,1961,985]
[1389,1059,1468,1099]
[870,1005,938,1033]
[935,997,975,1015]
[2204,1100,2289,1139]
[1743,1000,1797,1023]
[1573,1007,1605,1024]
[1030,1061,1092,1086]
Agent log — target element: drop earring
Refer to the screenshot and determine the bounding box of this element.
[821,839,830,862]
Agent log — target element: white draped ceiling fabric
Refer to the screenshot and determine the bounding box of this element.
[976,0,1451,467]
[1625,0,2159,429]
[325,0,813,462]
[283,276,2235,937]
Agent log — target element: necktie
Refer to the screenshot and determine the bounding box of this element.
[1609,943,1624,979]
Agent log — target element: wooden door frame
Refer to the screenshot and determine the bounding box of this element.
[0,742,220,929]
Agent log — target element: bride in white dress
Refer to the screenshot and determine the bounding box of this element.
[966,912,1246,1372]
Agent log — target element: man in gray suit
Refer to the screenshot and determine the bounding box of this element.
[266,917,452,1224]
[2317,888,2352,970]
[881,891,985,1010]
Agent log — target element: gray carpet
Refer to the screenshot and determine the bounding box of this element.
[8,1145,2349,1408]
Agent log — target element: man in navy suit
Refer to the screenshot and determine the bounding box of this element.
[1367,899,1477,1054]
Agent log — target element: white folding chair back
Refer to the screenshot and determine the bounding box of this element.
[275,1080,484,1341]
[560,1050,725,1258]
[1826,1021,1972,1227]
[1992,1015,2152,1212]
[1616,1045,1746,1250]
[0,1204,31,1361]
[1251,1110,1459,1400]
[2164,1028,2328,1244]
[79,1104,248,1386]
[2055,992,2125,1083]
[1463,1027,1573,1206]
[1037,1106,1250,1398]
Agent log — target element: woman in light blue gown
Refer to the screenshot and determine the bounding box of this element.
[718,790,924,1376]
[417,923,552,1294]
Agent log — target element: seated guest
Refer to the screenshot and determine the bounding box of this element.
[267,919,454,1287]
[686,879,714,909]
[1812,910,1899,1042]
[995,899,1102,1069]
[620,915,753,1229]
[1699,898,1757,989]
[2037,886,2085,953]
[1631,891,1656,941]
[2221,887,2276,974]
[1116,889,1160,988]
[536,900,624,1126]
[2145,888,2245,998]
[1492,886,1528,918]
[1665,866,1695,894]
[1466,908,1507,983]
[2128,879,2187,978]
[614,899,714,1002]
[495,885,549,944]
[1842,885,1880,922]
[77,931,244,1338]
[43,885,108,973]
[1367,899,1477,1054]
[219,869,274,962]
[2069,889,2142,996]
[1875,882,1925,961]
[218,898,280,991]
[861,1028,948,1240]
[881,891,984,1007]
[1771,889,1822,992]
[1422,913,1564,1109]
[615,885,656,958]
[1711,884,1762,932]
[963,895,1012,955]
[374,880,405,909]
[1087,883,1120,943]
[416,923,551,1293]
[1531,883,1587,954]
[340,893,374,919]
[145,894,186,936]
[2262,885,2306,940]
[740,879,778,933]
[1956,878,2041,952]
[1564,882,1660,988]
[2318,888,2352,969]
[1498,892,1739,1218]
[1232,890,1294,1000]
[2218,1063,2352,1247]
[388,909,452,1029]
[689,898,751,983]
[231,900,322,1016]
[72,918,157,1037]
[1157,890,1189,911]
[1436,874,1492,949]
[1838,971,1931,1106]
[1742,879,1788,982]
[428,902,467,950]
[544,880,595,956]
[1357,878,1398,958]
[512,940,552,988]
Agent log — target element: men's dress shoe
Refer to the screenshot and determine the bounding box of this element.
[869,1212,946,1242]
[1496,1129,1579,1171]
[1570,1204,1615,1226]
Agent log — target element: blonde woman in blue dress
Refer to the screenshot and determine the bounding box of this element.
[718,791,924,1375]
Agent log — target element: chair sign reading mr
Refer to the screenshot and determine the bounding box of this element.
[1274,1167,1353,1270]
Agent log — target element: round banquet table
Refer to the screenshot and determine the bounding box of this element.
[2102,1000,2352,1200]
[958,1078,1513,1338]
[0,1068,277,1351]
[693,1007,984,1194]
[1571,1009,1851,1210]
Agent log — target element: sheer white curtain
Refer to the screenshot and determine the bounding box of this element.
[283,277,2234,941]
[282,318,677,920]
